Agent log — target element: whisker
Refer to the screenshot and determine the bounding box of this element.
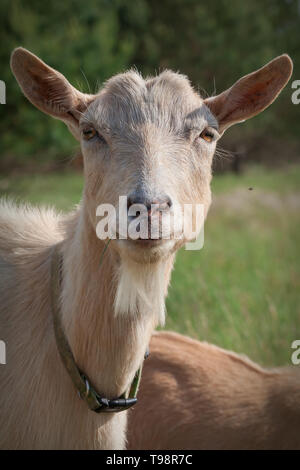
[214,145,236,162]
[80,68,92,95]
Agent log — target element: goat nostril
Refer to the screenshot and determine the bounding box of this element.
[158,196,172,211]
[166,196,172,209]
[127,193,172,214]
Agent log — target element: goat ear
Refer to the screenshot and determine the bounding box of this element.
[10,47,94,139]
[204,55,293,134]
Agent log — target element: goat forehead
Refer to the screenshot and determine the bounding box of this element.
[86,70,205,132]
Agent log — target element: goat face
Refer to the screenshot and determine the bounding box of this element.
[11,48,293,264]
[81,70,217,262]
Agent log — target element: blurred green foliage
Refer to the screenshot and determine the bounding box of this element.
[0,0,299,168]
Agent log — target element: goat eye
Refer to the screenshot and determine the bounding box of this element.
[82,128,98,141]
[199,129,214,143]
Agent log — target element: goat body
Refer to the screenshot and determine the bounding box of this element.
[128,331,300,450]
[0,48,293,449]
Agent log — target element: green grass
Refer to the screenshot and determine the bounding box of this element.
[1,165,299,366]
[0,171,84,211]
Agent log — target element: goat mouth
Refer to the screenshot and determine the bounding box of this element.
[114,229,173,244]
[118,236,169,247]
[114,236,176,254]
[131,238,166,246]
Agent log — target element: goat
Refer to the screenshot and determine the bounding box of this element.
[0,48,293,449]
[128,331,300,450]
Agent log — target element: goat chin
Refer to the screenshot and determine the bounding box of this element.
[114,257,166,326]
[114,237,178,264]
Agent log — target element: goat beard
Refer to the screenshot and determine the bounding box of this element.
[113,259,166,326]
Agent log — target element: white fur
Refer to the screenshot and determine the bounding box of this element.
[114,259,166,325]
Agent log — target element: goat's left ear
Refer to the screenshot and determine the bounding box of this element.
[10,47,94,139]
[204,54,293,134]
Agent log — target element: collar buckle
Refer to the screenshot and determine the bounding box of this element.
[78,373,138,413]
[94,397,138,413]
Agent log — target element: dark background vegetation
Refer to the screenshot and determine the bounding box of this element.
[0,0,299,172]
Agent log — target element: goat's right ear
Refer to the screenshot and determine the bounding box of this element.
[10,47,94,139]
[204,54,293,134]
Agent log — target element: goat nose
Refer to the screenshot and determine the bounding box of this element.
[127,192,172,213]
